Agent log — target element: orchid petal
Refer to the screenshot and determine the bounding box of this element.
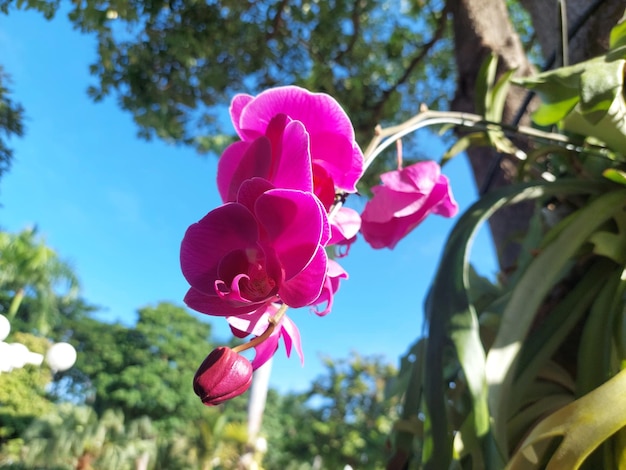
[184,287,264,317]
[311,132,362,192]
[255,189,327,279]
[180,203,258,290]
[279,245,328,307]
[271,120,313,192]
[311,259,348,316]
[218,137,272,203]
[360,161,458,249]
[330,207,361,244]
[431,175,459,217]
[281,315,304,365]
[236,177,275,212]
[250,332,279,370]
[231,86,364,192]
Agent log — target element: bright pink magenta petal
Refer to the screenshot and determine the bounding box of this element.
[360,161,458,249]
[217,141,251,202]
[184,287,265,317]
[236,177,275,213]
[311,259,348,316]
[271,120,313,192]
[218,137,272,203]
[431,175,459,217]
[180,203,259,290]
[361,182,451,249]
[255,189,327,280]
[311,132,362,192]
[227,305,273,336]
[279,245,327,307]
[380,160,440,193]
[250,331,279,370]
[360,186,423,223]
[231,86,364,192]
[229,94,256,139]
[329,207,361,245]
[227,306,304,369]
[281,316,304,365]
[236,86,354,138]
[313,164,336,210]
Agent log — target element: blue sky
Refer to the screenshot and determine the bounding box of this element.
[0,9,498,393]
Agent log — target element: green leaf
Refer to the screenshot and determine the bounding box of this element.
[513,66,583,125]
[578,58,625,125]
[441,132,490,165]
[609,9,626,50]
[423,179,609,469]
[512,259,613,408]
[475,53,498,117]
[603,168,626,185]
[576,271,626,397]
[531,95,579,126]
[485,189,626,455]
[508,367,626,470]
[488,68,517,123]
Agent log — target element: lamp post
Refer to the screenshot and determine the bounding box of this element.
[0,313,77,374]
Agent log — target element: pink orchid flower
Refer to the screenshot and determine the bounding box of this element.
[311,259,348,316]
[360,161,459,249]
[228,304,303,370]
[329,207,361,257]
[181,178,330,317]
[217,115,313,203]
[229,85,364,193]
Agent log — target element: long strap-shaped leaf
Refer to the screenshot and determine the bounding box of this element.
[485,188,626,455]
[508,366,626,469]
[423,179,611,470]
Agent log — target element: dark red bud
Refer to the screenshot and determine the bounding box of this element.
[193,347,253,406]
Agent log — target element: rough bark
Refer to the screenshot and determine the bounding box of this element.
[520,0,624,66]
[450,0,536,271]
[450,0,624,271]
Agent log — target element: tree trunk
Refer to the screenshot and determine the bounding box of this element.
[450,0,536,272]
[450,0,624,271]
[520,0,624,66]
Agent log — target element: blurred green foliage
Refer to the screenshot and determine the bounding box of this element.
[0,227,400,469]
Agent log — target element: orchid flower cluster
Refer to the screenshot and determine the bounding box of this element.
[181,86,459,405]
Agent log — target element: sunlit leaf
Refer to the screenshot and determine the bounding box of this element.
[508,367,626,470]
[486,188,626,454]
[423,179,610,468]
[603,168,626,185]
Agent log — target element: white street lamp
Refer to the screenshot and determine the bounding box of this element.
[0,314,10,342]
[46,342,77,372]
[0,341,12,372]
[0,314,76,374]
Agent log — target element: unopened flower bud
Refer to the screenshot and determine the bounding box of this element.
[193,347,253,406]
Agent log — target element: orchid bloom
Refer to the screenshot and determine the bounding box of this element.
[181,178,330,317]
[229,86,364,195]
[311,260,348,316]
[360,161,459,249]
[193,347,253,406]
[329,206,361,257]
[228,303,303,370]
[217,115,313,203]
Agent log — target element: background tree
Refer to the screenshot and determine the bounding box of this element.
[64,302,216,431]
[0,0,621,269]
[0,65,24,185]
[21,405,157,470]
[0,228,79,336]
[262,353,400,469]
[0,332,54,453]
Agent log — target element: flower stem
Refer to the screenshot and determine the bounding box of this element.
[329,107,612,219]
[231,304,289,354]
